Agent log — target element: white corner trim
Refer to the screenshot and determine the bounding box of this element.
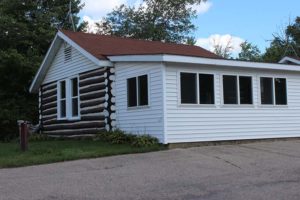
[108,54,300,72]
[279,56,300,65]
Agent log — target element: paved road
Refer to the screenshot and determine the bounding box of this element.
[1,140,300,200]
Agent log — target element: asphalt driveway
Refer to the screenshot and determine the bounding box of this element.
[1,140,300,200]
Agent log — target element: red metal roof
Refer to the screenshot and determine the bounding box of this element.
[61,30,220,60]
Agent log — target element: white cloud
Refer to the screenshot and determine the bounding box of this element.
[82,16,98,33]
[193,1,212,14]
[196,34,245,55]
[80,0,126,19]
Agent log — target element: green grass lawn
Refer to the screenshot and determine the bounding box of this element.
[0,140,165,168]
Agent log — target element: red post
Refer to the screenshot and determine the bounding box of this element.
[20,122,28,151]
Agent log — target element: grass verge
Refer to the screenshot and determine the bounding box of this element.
[0,140,166,168]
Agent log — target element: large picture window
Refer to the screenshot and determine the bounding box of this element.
[223,75,253,105]
[260,77,287,105]
[180,72,214,104]
[58,77,80,120]
[127,75,149,107]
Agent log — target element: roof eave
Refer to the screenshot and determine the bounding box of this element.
[108,54,300,72]
[279,56,300,65]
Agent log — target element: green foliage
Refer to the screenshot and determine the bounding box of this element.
[131,135,159,147]
[0,0,84,141]
[263,17,300,62]
[96,0,205,43]
[96,129,160,147]
[238,41,262,61]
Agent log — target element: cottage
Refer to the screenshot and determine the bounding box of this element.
[30,30,300,144]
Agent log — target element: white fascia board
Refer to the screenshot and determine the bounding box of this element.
[108,54,300,72]
[279,56,300,65]
[29,34,62,93]
[57,31,113,67]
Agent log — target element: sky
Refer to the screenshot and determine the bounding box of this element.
[79,0,300,56]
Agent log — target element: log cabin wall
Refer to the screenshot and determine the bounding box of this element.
[40,67,115,136]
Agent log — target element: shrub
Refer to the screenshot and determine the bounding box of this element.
[131,135,159,147]
[96,129,159,147]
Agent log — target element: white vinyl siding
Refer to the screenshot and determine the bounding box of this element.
[43,43,99,84]
[114,62,164,142]
[165,63,300,143]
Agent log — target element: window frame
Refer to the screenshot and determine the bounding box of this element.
[221,74,254,106]
[178,71,216,106]
[259,76,288,106]
[127,73,150,109]
[57,76,80,120]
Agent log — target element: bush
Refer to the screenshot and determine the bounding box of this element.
[96,129,160,147]
[131,135,159,147]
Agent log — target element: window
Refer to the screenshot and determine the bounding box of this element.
[260,77,273,104]
[180,72,214,104]
[223,75,253,105]
[199,74,214,104]
[59,81,66,118]
[239,76,252,104]
[223,75,238,104]
[71,78,79,117]
[57,77,80,120]
[260,77,287,105]
[127,75,149,107]
[180,73,197,104]
[275,78,287,105]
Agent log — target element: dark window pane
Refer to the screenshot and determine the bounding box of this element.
[60,81,66,99]
[138,75,148,106]
[127,77,137,107]
[239,76,252,104]
[72,98,79,117]
[223,75,238,104]
[60,100,66,118]
[199,74,214,104]
[180,73,197,104]
[275,78,287,105]
[260,77,273,104]
[71,78,78,97]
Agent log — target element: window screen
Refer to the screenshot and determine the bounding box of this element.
[260,77,273,104]
[138,75,148,106]
[239,76,252,104]
[127,77,137,107]
[59,81,66,118]
[180,73,197,104]
[223,75,238,104]
[199,74,214,104]
[275,78,287,105]
[71,78,79,117]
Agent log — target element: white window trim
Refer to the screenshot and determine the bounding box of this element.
[259,76,288,107]
[178,71,216,107]
[57,76,80,120]
[127,73,150,110]
[221,74,254,106]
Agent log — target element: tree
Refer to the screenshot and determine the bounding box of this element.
[212,37,233,59]
[0,0,84,141]
[96,0,205,43]
[263,17,300,62]
[238,41,262,61]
